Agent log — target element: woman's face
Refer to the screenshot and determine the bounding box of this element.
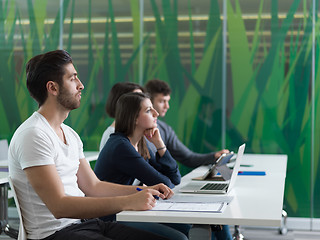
[136,98,159,130]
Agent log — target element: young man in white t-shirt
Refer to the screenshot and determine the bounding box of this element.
[8,50,172,240]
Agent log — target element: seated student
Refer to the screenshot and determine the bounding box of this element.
[95,92,191,239]
[99,82,144,151]
[98,83,189,239]
[145,79,230,168]
[95,92,180,188]
[8,50,172,240]
[145,79,232,240]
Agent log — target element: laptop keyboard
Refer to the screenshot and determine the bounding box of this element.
[200,183,228,190]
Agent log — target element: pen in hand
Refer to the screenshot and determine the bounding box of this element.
[136,187,159,200]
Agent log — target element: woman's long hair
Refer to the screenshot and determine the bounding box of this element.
[115,92,151,160]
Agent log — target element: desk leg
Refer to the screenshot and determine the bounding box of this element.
[0,183,18,239]
[233,225,244,240]
[278,210,288,235]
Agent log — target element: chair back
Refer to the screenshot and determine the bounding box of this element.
[8,177,27,240]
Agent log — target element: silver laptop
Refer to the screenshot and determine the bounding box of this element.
[179,143,245,194]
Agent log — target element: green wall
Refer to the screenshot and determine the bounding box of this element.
[1,0,319,220]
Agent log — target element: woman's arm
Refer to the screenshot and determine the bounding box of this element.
[149,149,181,186]
[112,141,179,188]
[142,129,182,186]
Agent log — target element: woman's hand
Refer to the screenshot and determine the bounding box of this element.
[144,183,174,200]
[144,128,164,148]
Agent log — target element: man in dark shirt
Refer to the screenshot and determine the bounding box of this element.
[145,79,229,168]
[145,79,232,240]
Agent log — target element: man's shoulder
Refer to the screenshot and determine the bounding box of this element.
[13,112,47,137]
[157,119,175,134]
[157,119,178,145]
[157,119,171,129]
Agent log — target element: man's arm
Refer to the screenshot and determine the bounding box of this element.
[24,160,172,219]
[77,158,138,197]
[78,158,173,198]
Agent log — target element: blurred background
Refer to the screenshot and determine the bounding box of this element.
[0,0,319,228]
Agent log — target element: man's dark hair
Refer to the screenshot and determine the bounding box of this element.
[26,50,73,107]
[115,92,150,159]
[106,82,144,118]
[144,79,171,101]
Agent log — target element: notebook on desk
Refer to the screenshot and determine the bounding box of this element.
[179,143,245,194]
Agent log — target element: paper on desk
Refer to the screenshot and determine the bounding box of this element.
[152,201,228,213]
[151,194,233,213]
[168,194,233,203]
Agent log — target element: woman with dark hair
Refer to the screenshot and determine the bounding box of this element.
[95,92,191,240]
[95,92,180,188]
[99,82,144,151]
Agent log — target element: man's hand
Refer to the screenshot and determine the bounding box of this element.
[214,149,230,161]
[124,189,160,210]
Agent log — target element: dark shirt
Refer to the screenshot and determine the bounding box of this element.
[147,120,216,168]
[94,132,181,189]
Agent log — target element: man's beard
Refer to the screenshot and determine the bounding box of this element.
[57,86,80,110]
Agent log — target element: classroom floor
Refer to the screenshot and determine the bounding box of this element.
[1,220,320,239]
[234,225,320,240]
[231,227,319,240]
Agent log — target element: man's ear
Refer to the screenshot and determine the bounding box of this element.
[47,81,59,96]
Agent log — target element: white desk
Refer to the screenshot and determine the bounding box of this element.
[117,154,287,227]
[0,171,8,185]
[0,160,8,168]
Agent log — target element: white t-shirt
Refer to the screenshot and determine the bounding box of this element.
[8,112,85,239]
[99,126,115,151]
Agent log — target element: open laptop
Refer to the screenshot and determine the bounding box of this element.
[179,143,245,194]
